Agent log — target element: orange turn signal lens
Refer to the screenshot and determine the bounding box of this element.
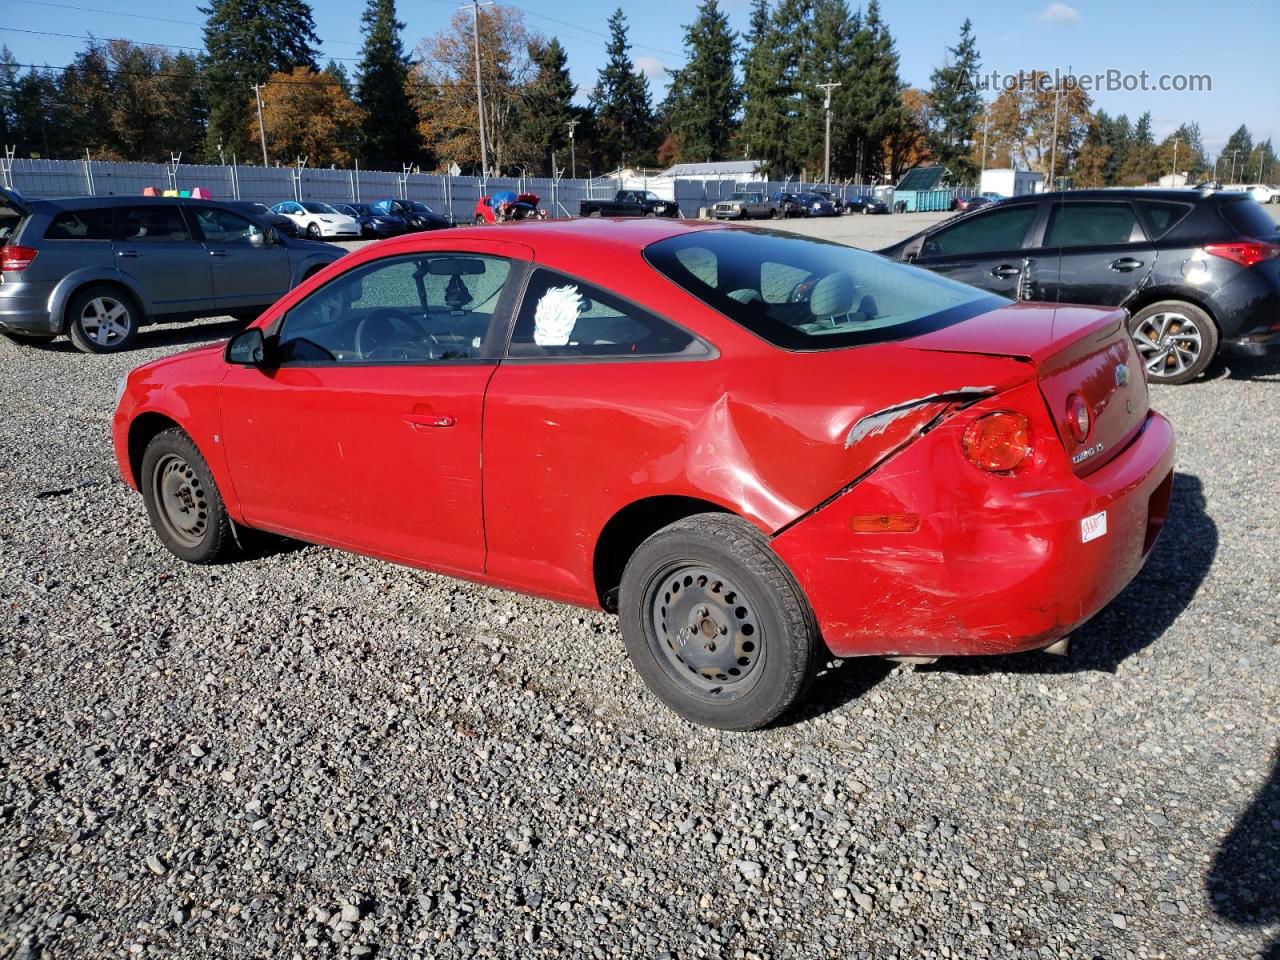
[962,411,1033,473]
[850,513,920,533]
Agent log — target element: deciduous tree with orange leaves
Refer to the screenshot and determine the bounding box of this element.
[250,67,364,167]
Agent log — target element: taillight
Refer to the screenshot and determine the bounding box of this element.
[962,411,1033,474]
[0,245,37,271]
[1203,241,1280,268]
[1066,393,1091,443]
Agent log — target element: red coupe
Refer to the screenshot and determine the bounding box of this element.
[113,219,1175,730]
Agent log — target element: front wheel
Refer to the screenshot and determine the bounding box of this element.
[1128,300,1218,385]
[306,222,321,239]
[473,215,486,225]
[140,428,235,564]
[66,286,139,353]
[619,514,820,731]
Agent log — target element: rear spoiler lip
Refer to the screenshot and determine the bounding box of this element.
[907,305,1129,370]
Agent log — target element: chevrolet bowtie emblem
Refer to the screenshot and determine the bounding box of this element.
[1115,364,1130,388]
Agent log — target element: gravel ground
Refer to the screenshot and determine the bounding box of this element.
[1,209,1278,960]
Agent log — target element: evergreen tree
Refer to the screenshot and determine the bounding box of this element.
[1095,111,1132,185]
[590,9,656,170]
[0,47,18,149]
[200,0,320,160]
[766,0,814,176]
[663,0,739,163]
[802,0,854,179]
[1244,137,1276,183]
[325,60,353,97]
[355,0,422,167]
[847,0,905,182]
[739,0,788,173]
[1222,124,1253,180]
[520,38,578,175]
[926,18,982,182]
[1118,111,1157,184]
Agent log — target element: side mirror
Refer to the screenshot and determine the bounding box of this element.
[227,327,268,366]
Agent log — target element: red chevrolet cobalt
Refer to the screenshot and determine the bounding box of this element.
[113,219,1175,730]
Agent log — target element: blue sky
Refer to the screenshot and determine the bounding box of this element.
[4,0,1277,157]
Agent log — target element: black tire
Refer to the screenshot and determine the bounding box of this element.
[473,215,486,225]
[618,514,820,731]
[65,285,140,354]
[1127,300,1218,385]
[306,222,321,239]
[770,207,780,219]
[2,330,57,345]
[140,428,235,564]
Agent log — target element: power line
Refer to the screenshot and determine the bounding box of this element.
[9,61,474,89]
[0,26,370,62]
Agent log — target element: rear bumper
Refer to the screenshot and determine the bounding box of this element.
[772,410,1176,658]
[0,288,56,334]
[1220,328,1280,357]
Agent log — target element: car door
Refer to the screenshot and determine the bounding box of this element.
[187,205,292,311]
[112,204,215,315]
[219,240,531,576]
[908,201,1048,300]
[1041,199,1156,307]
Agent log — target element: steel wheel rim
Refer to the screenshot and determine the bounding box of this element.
[152,453,209,548]
[643,563,765,702]
[1132,311,1202,379]
[79,296,130,346]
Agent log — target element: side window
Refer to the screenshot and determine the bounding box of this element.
[508,268,704,359]
[44,208,113,240]
[1136,200,1192,238]
[921,205,1037,257]
[116,205,191,243]
[1046,202,1144,247]
[276,254,512,365]
[192,207,265,245]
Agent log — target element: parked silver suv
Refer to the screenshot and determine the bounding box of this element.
[0,189,344,353]
[711,192,775,221]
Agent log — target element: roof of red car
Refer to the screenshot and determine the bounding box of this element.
[373,216,728,257]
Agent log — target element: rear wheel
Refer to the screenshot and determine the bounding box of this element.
[473,215,485,225]
[619,514,819,731]
[66,286,139,353]
[1128,300,1218,385]
[140,428,234,564]
[2,330,56,345]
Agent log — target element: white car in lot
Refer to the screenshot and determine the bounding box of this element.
[270,201,361,240]
[1246,185,1278,205]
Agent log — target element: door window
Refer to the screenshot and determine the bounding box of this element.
[921,205,1037,257]
[507,268,703,358]
[275,253,511,364]
[1135,200,1192,237]
[115,205,192,242]
[190,207,267,245]
[44,207,114,240]
[1046,202,1144,247]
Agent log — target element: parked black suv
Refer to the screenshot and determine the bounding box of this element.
[0,189,342,353]
[880,189,1280,383]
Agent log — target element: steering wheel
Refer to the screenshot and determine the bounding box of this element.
[355,308,421,359]
[365,339,436,361]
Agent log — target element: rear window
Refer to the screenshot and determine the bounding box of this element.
[644,229,1006,351]
[1221,198,1279,238]
[1135,200,1192,237]
[45,208,114,240]
[1046,202,1143,247]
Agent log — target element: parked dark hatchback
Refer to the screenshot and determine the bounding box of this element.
[332,202,407,238]
[880,189,1280,383]
[227,201,300,238]
[370,198,452,232]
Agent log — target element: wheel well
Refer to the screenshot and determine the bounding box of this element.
[61,280,143,332]
[1124,289,1220,332]
[126,413,181,487]
[592,496,733,611]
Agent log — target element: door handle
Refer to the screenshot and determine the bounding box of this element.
[208,249,228,257]
[990,263,1021,278]
[116,250,141,258]
[1110,257,1143,272]
[402,413,456,429]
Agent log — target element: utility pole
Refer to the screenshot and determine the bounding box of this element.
[251,83,269,167]
[1230,149,1240,184]
[463,0,495,178]
[1047,82,1061,191]
[980,113,989,181]
[1171,133,1180,186]
[817,82,841,185]
[567,119,579,180]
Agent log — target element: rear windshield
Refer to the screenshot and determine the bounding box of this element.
[1221,198,1279,238]
[645,228,1007,351]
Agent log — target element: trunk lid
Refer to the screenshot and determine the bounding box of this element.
[908,303,1149,476]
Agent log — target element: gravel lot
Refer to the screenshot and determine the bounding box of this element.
[1,210,1277,960]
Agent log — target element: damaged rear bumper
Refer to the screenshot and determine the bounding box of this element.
[771,407,1176,658]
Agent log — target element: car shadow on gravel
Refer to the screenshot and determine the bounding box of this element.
[39,318,247,354]
[775,473,1215,726]
[1208,746,1279,958]
[1222,354,1280,381]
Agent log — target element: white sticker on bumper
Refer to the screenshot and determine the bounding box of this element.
[1081,510,1108,543]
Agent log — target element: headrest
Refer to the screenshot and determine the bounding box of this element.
[809,271,855,318]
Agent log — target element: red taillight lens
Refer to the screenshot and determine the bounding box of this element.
[1066,393,1091,443]
[962,411,1033,473]
[0,245,37,271]
[1203,242,1280,268]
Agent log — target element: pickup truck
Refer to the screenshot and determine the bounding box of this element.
[579,190,679,218]
[710,192,775,220]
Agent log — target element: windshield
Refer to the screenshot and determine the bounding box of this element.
[409,201,435,213]
[727,193,752,201]
[234,202,271,215]
[644,228,1006,351]
[301,202,338,214]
